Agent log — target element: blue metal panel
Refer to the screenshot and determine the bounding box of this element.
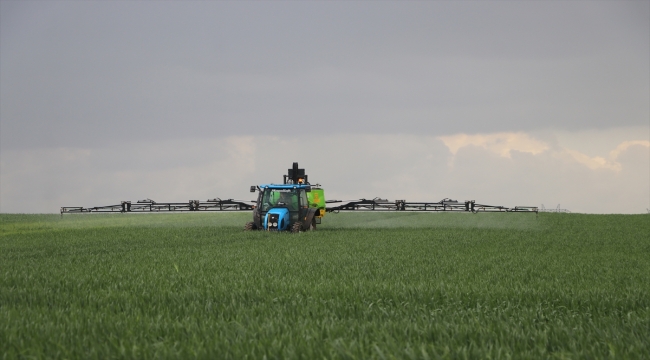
[264,207,290,230]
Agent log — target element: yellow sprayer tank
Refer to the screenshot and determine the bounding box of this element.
[307,188,326,218]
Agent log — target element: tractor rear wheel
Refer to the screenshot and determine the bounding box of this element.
[291,222,301,233]
[244,221,256,231]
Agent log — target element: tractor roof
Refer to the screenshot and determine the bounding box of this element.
[259,184,311,190]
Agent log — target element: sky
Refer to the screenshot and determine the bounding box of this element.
[1,1,649,214]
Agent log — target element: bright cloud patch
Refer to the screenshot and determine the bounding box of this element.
[438,132,549,158]
[562,141,649,172]
[563,149,621,171]
[439,131,650,173]
[610,140,650,160]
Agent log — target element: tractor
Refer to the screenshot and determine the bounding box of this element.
[245,163,326,232]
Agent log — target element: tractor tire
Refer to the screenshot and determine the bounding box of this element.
[290,222,302,233]
[244,221,256,231]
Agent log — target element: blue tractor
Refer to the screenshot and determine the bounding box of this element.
[245,163,325,232]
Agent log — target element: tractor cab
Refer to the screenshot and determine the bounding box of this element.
[245,162,325,232]
[257,184,311,231]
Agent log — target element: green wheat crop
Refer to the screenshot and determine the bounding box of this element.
[1,212,648,359]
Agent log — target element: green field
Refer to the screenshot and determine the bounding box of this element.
[1,212,649,359]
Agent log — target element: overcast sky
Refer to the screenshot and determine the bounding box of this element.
[1,1,649,214]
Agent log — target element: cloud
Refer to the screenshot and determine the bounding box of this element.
[0,136,259,213]
[1,2,648,150]
[561,140,649,172]
[439,131,650,173]
[438,132,549,158]
[440,137,648,213]
[562,149,621,171]
[610,140,650,160]
[1,129,648,214]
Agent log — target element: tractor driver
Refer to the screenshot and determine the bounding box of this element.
[277,191,299,211]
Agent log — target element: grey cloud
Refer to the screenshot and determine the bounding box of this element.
[1,1,648,150]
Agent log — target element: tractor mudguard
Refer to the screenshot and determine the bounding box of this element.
[301,207,318,230]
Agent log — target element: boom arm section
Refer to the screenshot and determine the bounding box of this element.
[61,198,254,214]
[325,198,537,213]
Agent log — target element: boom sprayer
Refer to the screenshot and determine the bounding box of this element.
[61,162,538,232]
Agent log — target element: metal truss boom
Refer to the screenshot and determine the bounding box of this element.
[62,197,537,214]
[61,198,254,214]
[325,198,537,213]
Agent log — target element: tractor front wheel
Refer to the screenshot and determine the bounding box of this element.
[244,222,256,231]
[291,222,301,233]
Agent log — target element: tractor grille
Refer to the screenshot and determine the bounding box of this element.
[268,213,280,229]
